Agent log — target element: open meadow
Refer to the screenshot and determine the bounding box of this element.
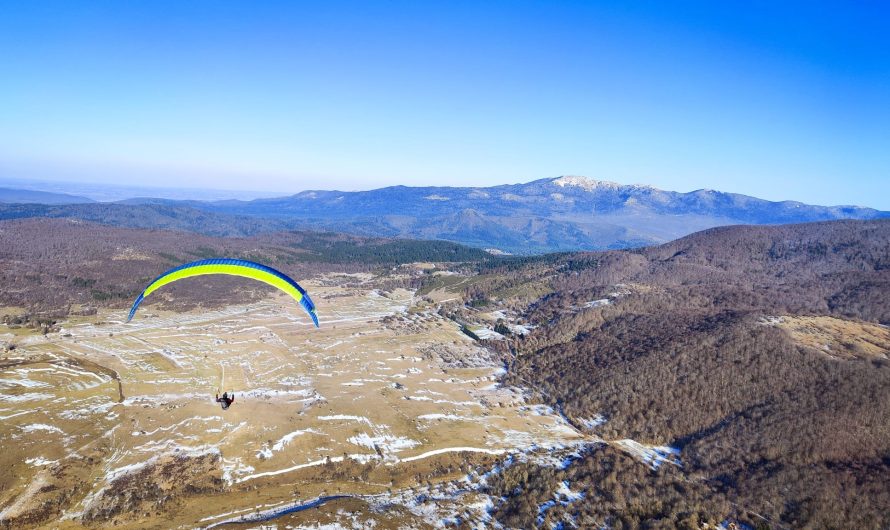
[1,272,591,529]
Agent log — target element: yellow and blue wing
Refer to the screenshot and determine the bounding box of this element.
[127,258,319,327]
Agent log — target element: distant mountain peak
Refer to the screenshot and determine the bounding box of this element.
[551,175,653,192]
[30,176,884,255]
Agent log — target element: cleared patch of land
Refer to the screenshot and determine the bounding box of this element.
[0,273,584,528]
[766,315,890,360]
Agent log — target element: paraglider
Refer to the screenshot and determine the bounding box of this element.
[215,391,235,410]
[215,364,235,410]
[127,258,319,411]
[127,258,319,327]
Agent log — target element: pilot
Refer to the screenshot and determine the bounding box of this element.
[215,391,235,410]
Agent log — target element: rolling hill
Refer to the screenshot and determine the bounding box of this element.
[0,187,93,205]
[454,218,890,528]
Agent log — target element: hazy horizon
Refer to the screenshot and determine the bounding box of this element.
[1,173,889,210]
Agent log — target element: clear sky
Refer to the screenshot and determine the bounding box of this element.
[1,1,887,207]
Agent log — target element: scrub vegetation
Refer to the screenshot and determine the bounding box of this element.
[0,218,489,318]
[468,219,890,529]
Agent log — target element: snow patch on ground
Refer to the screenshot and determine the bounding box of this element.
[221,457,255,485]
[614,439,681,470]
[236,457,345,483]
[272,429,321,452]
[131,415,221,437]
[487,310,507,320]
[508,324,534,335]
[416,413,467,421]
[469,327,506,340]
[578,414,607,430]
[121,393,204,406]
[521,404,556,416]
[347,453,378,465]
[0,377,50,389]
[396,446,505,464]
[20,424,64,435]
[348,433,420,454]
[537,480,585,525]
[59,401,117,420]
[556,480,584,502]
[25,456,58,467]
[0,410,33,420]
[318,414,372,425]
[0,392,53,403]
[241,388,315,399]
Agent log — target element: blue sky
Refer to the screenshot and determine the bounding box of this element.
[0,1,887,207]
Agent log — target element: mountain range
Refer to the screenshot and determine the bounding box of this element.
[2,176,886,253]
[127,176,890,253]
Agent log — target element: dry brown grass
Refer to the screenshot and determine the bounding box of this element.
[772,315,890,360]
[0,276,582,528]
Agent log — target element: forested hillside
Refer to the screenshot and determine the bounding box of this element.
[0,218,488,319]
[465,219,890,528]
[0,202,289,237]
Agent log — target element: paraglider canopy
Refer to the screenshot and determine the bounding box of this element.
[127,258,319,327]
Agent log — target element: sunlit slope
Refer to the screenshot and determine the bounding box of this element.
[766,315,890,360]
[0,274,581,528]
